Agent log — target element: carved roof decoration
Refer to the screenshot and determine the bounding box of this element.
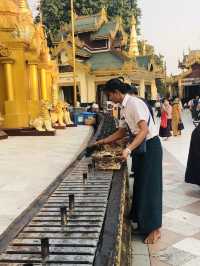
[179,50,200,69]
[0,43,11,57]
[91,17,128,45]
[66,7,108,34]
[53,8,165,78]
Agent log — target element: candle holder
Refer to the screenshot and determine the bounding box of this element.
[41,238,49,260]
[69,194,75,211]
[60,206,68,226]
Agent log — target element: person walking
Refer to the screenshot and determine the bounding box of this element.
[159,99,172,140]
[155,99,161,118]
[185,123,200,186]
[96,78,163,244]
[172,97,182,136]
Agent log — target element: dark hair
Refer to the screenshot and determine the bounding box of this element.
[126,84,138,95]
[104,78,126,94]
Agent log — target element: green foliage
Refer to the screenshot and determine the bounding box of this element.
[38,0,141,37]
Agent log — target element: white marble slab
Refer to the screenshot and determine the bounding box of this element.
[165,210,200,228]
[163,216,200,236]
[174,238,200,256]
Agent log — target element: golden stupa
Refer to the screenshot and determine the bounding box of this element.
[0,0,58,129]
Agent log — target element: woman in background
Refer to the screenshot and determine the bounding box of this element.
[172,97,182,136]
[159,99,172,140]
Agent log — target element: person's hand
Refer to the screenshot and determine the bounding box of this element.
[95,139,105,145]
[122,148,131,161]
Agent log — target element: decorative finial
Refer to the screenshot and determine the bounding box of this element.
[131,16,136,26]
[128,15,139,57]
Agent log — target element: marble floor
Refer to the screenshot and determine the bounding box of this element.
[0,126,93,237]
[149,150,200,266]
[131,110,200,266]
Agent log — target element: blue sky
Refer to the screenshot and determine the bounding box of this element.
[28,0,200,74]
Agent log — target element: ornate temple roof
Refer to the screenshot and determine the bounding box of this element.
[86,51,125,71]
[179,50,200,69]
[91,21,117,40]
[74,8,108,33]
[76,47,91,58]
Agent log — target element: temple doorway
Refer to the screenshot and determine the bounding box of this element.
[184,85,200,101]
[62,86,74,105]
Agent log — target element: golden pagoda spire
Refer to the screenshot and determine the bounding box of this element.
[128,15,139,57]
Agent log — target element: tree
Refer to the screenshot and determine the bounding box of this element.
[38,0,141,37]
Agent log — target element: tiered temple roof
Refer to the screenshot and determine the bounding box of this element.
[51,8,165,84]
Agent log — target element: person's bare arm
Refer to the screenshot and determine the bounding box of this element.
[96,127,126,145]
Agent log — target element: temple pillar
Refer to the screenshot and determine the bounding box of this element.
[40,68,47,100]
[4,63,14,101]
[168,83,172,97]
[151,79,157,100]
[87,76,96,103]
[79,72,88,103]
[2,59,28,128]
[139,79,145,98]
[27,62,40,119]
[29,63,39,101]
[178,79,183,98]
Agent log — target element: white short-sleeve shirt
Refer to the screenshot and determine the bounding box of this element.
[119,94,158,140]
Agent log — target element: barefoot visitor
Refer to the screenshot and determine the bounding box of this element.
[96,78,163,244]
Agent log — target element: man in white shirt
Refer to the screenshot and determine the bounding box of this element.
[96,78,163,244]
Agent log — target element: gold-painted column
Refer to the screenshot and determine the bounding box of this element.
[178,79,183,98]
[139,79,145,98]
[29,64,39,101]
[151,80,157,100]
[40,68,47,100]
[4,63,14,101]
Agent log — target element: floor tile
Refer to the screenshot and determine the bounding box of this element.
[131,255,150,266]
[182,257,200,266]
[153,246,196,266]
[149,241,171,255]
[173,238,200,256]
[165,209,200,228]
[163,206,174,214]
[192,232,200,240]
[163,182,182,191]
[150,256,170,266]
[180,201,200,216]
[132,243,149,256]
[163,216,200,236]
[163,191,199,209]
[160,229,184,245]
[170,184,200,199]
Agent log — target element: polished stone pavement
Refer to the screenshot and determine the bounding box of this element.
[0,126,93,237]
[131,110,200,266]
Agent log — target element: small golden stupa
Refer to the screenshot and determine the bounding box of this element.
[0,0,58,129]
